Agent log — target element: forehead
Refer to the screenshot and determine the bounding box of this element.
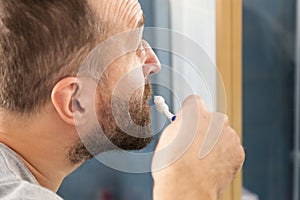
[89,0,144,33]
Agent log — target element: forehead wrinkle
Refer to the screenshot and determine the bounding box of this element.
[127,2,143,29]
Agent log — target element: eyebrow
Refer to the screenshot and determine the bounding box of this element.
[136,14,145,28]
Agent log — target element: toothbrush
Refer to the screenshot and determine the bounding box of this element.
[153,96,176,122]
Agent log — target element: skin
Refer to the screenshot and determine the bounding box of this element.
[0,0,245,199]
[152,96,245,199]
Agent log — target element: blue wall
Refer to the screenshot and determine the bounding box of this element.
[243,0,296,199]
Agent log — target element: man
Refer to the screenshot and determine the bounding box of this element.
[0,0,245,199]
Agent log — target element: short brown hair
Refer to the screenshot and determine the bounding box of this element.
[0,0,99,113]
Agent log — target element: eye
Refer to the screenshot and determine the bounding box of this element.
[136,40,146,58]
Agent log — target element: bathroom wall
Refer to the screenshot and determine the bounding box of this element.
[169,0,217,112]
[243,0,296,199]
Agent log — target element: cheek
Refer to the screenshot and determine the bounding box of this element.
[95,77,111,113]
[108,57,145,98]
[108,55,139,80]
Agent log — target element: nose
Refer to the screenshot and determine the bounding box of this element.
[142,42,161,77]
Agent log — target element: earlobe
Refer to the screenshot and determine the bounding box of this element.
[51,77,86,125]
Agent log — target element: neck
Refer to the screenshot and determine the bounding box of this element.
[0,109,81,192]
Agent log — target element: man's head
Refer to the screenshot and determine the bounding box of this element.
[0,0,160,166]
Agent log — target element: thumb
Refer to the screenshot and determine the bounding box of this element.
[175,95,206,122]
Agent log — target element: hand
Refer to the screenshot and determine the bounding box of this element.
[152,95,245,200]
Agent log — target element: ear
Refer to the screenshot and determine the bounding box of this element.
[51,77,87,125]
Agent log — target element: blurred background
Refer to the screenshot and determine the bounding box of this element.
[57,0,299,199]
[243,0,297,200]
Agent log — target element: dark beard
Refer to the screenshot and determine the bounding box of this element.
[68,83,153,166]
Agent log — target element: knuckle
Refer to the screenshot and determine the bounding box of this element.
[222,126,235,137]
[202,111,211,120]
[184,95,206,110]
[233,133,241,144]
[223,114,229,125]
[190,95,201,105]
[228,127,239,138]
[236,146,246,165]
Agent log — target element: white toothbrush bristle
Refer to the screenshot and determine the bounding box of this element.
[153,95,176,122]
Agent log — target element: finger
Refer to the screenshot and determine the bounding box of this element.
[183,95,207,111]
[199,112,226,159]
[175,95,206,120]
[154,96,204,162]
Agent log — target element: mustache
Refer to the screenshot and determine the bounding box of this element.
[128,81,152,126]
